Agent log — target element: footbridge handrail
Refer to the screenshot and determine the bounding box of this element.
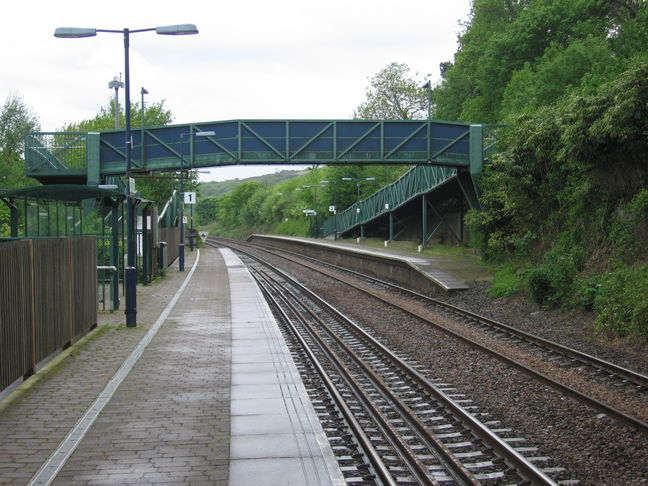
[322,165,457,237]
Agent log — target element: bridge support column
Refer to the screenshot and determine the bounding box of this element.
[421,194,428,249]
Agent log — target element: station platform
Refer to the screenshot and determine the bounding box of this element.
[248,235,487,292]
[0,247,345,486]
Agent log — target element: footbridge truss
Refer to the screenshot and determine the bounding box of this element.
[24,119,497,231]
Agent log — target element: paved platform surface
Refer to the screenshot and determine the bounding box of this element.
[0,247,343,486]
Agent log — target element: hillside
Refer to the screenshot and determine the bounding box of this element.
[199,169,307,198]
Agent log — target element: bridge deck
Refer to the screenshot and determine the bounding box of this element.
[0,248,343,486]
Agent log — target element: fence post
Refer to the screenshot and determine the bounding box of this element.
[67,237,75,347]
[27,239,36,378]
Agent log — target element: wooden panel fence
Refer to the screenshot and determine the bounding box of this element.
[0,236,97,392]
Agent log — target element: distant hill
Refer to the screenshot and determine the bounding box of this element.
[199,169,307,198]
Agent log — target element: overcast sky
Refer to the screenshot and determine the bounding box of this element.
[2,0,472,182]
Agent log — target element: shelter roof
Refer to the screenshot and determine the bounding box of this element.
[0,184,125,203]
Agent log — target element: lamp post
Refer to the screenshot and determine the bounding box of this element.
[320,180,338,240]
[140,87,148,162]
[55,24,199,327]
[179,131,214,270]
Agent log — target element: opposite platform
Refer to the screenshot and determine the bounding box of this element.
[248,234,472,292]
[0,247,343,486]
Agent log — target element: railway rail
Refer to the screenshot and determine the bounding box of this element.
[207,236,648,436]
[206,238,578,485]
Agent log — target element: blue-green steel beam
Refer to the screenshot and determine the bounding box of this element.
[24,120,498,239]
[25,119,481,180]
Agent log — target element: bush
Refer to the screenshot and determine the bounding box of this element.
[527,265,558,306]
[487,264,524,298]
[526,261,577,308]
[593,264,648,338]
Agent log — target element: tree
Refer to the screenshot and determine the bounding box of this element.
[195,196,219,226]
[353,62,430,120]
[433,0,629,122]
[0,93,40,190]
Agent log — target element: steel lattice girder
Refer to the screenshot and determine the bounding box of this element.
[25,119,483,179]
[24,120,498,233]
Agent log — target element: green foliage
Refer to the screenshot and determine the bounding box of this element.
[527,263,574,308]
[487,264,524,298]
[500,36,621,119]
[353,62,429,120]
[195,196,219,226]
[199,170,306,198]
[0,92,40,190]
[433,0,646,122]
[448,0,647,339]
[196,163,405,241]
[592,265,648,338]
[609,189,648,262]
[0,204,9,238]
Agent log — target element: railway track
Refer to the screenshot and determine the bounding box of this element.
[249,259,567,485]
[207,237,648,435]
[206,238,581,485]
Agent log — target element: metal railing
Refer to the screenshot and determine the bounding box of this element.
[322,165,457,237]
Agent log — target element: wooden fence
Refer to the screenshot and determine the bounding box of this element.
[0,236,97,392]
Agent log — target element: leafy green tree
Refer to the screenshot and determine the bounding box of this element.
[433,0,638,122]
[195,196,219,226]
[500,36,620,119]
[0,93,40,190]
[353,62,430,120]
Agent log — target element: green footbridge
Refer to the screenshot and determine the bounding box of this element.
[24,119,498,240]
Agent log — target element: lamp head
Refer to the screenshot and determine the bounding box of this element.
[156,24,198,35]
[55,27,97,38]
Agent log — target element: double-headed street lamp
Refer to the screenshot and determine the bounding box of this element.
[55,24,199,327]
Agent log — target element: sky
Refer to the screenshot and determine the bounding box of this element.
[2,0,472,182]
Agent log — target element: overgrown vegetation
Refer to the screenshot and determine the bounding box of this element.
[452,0,648,339]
